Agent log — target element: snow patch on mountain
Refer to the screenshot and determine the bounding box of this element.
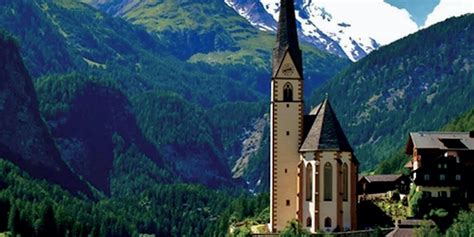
[225,0,422,61]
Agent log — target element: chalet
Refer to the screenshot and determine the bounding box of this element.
[358,174,410,196]
[405,131,474,211]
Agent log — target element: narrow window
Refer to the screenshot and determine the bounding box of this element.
[342,163,349,201]
[286,200,290,206]
[324,162,333,201]
[286,131,290,136]
[324,217,332,228]
[306,217,312,227]
[456,174,461,181]
[306,164,313,201]
[424,174,430,181]
[440,174,446,181]
[283,83,293,102]
[285,169,288,173]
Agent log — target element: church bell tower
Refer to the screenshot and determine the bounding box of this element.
[270,0,304,232]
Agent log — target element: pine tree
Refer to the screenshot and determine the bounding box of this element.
[7,204,20,237]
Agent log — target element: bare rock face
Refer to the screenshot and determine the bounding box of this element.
[0,34,91,196]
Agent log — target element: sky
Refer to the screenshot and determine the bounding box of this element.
[305,0,474,45]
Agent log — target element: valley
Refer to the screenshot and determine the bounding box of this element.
[0,0,473,236]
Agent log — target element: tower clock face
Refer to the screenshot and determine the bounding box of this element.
[282,63,294,76]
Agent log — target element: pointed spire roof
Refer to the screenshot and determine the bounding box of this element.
[300,99,353,152]
[273,0,302,77]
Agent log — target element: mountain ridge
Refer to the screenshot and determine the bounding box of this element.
[310,14,474,170]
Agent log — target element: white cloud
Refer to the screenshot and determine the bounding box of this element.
[425,0,474,27]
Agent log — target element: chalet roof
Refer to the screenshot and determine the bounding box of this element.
[272,0,302,77]
[406,132,474,153]
[300,99,353,152]
[362,174,402,183]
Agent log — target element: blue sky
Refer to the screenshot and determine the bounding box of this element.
[385,0,441,26]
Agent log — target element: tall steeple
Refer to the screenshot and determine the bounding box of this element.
[270,0,304,232]
[273,0,302,77]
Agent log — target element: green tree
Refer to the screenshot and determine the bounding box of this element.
[414,221,441,237]
[446,211,474,237]
[7,203,20,237]
[280,220,310,237]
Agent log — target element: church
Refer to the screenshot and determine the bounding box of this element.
[270,0,359,233]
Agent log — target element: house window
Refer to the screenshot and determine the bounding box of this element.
[287,131,290,136]
[306,164,313,201]
[440,174,446,181]
[438,191,447,198]
[423,191,432,198]
[283,83,293,102]
[324,217,332,228]
[424,174,430,181]
[324,162,333,201]
[306,217,312,227]
[342,163,349,201]
[438,164,442,169]
[456,174,461,181]
[286,200,290,206]
[444,164,448,169]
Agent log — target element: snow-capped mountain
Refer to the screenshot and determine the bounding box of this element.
[225,0,417,61]
[224,0,383,61]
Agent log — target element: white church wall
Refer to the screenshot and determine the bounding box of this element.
[318,151,338,232]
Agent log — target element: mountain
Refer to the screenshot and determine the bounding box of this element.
[0,0,241,191]
[82,0,350,94]
[226,0,474,61]
[442,109,474,132]
[0,32,91,195]
[376,108,474,174]
[309,14,474,171]
[225,0,382,61]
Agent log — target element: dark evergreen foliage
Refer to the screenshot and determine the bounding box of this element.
[309,14,474,171]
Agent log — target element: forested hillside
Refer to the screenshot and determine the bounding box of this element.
[0,0,348,192]
[0,32,90,195]
[309,14,474,171]
[376,108,474,174]
[0,158,268,236]
[82,0,349,95]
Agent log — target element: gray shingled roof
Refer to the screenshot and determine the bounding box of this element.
[362,174,402,183]
[300,99,353,152]
[409,132,474,150]
[272,0,302,77]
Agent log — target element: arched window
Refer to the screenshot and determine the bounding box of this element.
[324,162,333,201]
[306,164,313,201]
[325,217,332,228]
[306,217,312,227]
[342,163,348,201]
[283,83,293,101]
